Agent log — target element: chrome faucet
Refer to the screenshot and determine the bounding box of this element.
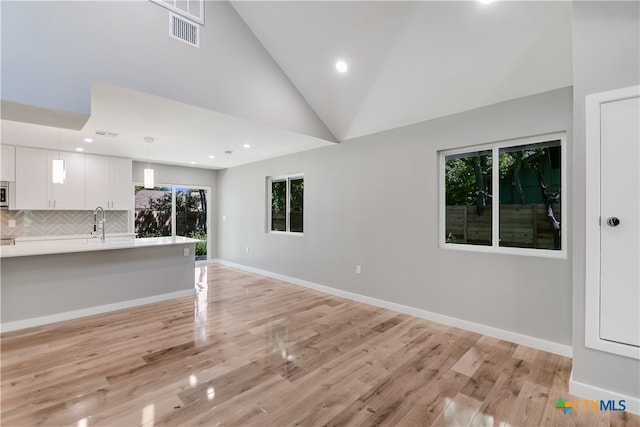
[93,206,106,242]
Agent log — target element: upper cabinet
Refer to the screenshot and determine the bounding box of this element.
[14,147,132,211]
[15,147,85,210]
[15,147,48,209]
[1,145,16,181]
[84,154,110,209]
[110,157,133,210]
[51,151,85,210]
[85,155,133,210]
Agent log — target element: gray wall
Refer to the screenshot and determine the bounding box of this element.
[1,242,195,324]
[217,87,573,346]
[0,1,334,141]
[571,1,640,397]
[133,161,217,258]
[133,161,217,188]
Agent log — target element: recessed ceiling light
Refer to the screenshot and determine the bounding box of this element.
[83,138,93,143]
[190,161,196,165]
[243,144,251,149]
[478,0,495,4]
[75,147,84,152]
[208,155,215,159]
[335,60,348,73]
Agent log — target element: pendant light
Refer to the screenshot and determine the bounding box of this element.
[144,168,154,189]
[52,129,66,184]
[143,137,155,189]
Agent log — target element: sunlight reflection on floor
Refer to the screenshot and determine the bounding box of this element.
[194,266,209,345]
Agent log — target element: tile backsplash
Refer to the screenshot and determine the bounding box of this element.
[0,210,130,237]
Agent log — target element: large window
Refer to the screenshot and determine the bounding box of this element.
[268,174,304,234]
[440,133,565,256]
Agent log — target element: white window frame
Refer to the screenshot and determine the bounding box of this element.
[439,132,567,258]
[267,173,304,235]
[150,0,204,25]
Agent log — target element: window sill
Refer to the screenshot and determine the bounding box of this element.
[268,231,304,237]
[440,242,567,259]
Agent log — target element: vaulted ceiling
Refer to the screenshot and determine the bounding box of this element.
[231,0,572,141]
[1,1,573,169]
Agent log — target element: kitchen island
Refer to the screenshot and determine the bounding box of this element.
[1,236,199,331]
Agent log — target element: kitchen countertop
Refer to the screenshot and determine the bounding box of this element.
[0,236,200,258]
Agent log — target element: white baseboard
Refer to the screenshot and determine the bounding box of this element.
[570,369,640,415]
[0,289,195,333]
[213,259,572,358]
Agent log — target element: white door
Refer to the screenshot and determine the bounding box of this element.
[599,95,640,348]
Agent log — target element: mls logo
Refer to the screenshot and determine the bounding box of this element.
[555,397,572,415]
[554,397,627,415]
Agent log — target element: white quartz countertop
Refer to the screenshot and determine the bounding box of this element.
[1,236,200,258]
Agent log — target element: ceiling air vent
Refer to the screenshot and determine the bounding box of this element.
[170,13,199,48]
[94,130,119,137]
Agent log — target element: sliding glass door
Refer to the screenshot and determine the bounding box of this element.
[134,185,209,261]
[175,187,207,260]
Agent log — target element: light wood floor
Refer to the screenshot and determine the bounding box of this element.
[1,263,637,427]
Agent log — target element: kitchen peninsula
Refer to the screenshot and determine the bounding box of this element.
[1,236,199,332]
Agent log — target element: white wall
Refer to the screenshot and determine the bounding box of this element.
[217,87,573,347]
[0,0,334,140]
[571,1,640,399]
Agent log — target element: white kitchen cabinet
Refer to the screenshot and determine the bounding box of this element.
[85,155,132,210]
[84,154,110,209]
[15,147,85,210]
[51,151,85,209]
[15,147,48,209]
[109,157,133,210]
[1,145,16,181]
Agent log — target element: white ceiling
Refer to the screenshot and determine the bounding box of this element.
[231,0,573,141]
[1,82,334,170]
[1,1,573,169]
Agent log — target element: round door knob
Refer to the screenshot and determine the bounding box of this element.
[607,217,620,227]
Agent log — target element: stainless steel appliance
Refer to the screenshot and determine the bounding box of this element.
[0,181,8,207]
